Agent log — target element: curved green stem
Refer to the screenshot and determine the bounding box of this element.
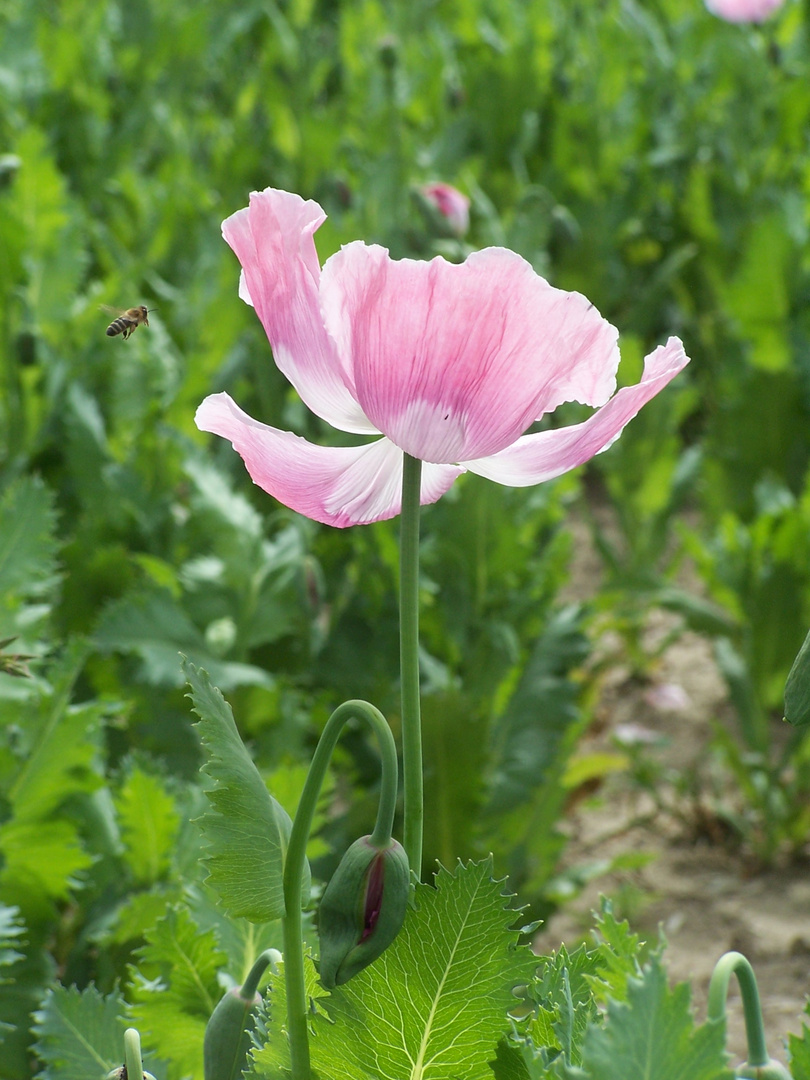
[708,951,768,1067]
[282,699,399,1080]
[241,949,277,999]
[400,453,423,877]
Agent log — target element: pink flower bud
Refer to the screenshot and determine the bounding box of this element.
[419,182,470,237]
[704,0,784,23]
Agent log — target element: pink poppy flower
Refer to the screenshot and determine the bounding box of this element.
[195,189,689,528]
[419,182,470,236]
[704,0,784,22]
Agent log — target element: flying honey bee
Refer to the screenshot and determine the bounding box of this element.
[102,305,155,340]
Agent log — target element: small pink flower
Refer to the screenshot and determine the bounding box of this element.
[195,188,689,528]
[705,0,784,22]
[419,182,470,236]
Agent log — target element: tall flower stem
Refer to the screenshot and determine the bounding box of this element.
[282,699,399,1080]
[399,453,423,878]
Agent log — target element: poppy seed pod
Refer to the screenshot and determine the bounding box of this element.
[318,835,410,988]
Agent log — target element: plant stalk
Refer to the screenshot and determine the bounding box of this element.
[123,1028,144,1080]
[282,699,400,1080]
[707,951,769,1067]
[400,453,423,878]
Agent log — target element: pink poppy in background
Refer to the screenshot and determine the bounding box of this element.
[705,0,784,22]
[419,182,470,236]
[195,188,690,528]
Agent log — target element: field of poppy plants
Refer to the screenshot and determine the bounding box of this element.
[2,0,810,1078]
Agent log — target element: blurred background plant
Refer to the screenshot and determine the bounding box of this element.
[2,0,810,1077]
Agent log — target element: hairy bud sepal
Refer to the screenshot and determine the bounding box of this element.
[318,835,410,988]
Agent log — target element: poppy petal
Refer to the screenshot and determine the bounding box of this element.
[195,393,463,527]
[463,338,689,486]
[320,244,620,463]
[222,189,376,435]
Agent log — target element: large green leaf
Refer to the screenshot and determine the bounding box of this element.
[567,955,732,1080]
[251,859,536,1080]
[185,660,308,923]
[31,985,129,1080]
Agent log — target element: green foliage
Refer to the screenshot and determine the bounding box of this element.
[2,0,810,1075]
[31,985,129,1080]
[128,906,227,1080]
[562,955,732,1080]
[787,1018,810,1080]
[186,660,308,923]
[251,859,536,1080]
[116,765,181,886]
[784,627,810,728]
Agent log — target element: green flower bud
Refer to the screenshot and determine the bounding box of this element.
[204,950,276,1080]
[204,986,260,1080]
[318,835,410,988]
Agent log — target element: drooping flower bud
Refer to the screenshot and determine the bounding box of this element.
[318,835,410,988]
[203,950,277,1080]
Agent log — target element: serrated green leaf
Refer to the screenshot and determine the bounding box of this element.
[104,888,184,947]
[0,476,60,615]
[5,694,102,825]
[185,660,308,923]
[588,899,647,1004]
[31,984,128,1080]
[116,766,181,885]
[0,819,95,904]
[0,943,55,1071]
[490,1036,534,1080]
[0,904,25,977]
[533,945,600,1067]
[129,905,227,1080]
[526,904,651,1072]
[573,955,732,1080]
[185,884,289,986]
[252,860,537,1080]
[787,1023,810,1080]
[0,646,103,905]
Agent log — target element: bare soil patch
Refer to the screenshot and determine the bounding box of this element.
[537,519,810,1066]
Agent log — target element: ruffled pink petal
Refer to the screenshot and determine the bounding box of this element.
[195,393,463,527]
[222,189,375,435]
[320,244,620,464]
[463,338,689,486]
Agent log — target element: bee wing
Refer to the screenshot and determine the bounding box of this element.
[100,305,127,317]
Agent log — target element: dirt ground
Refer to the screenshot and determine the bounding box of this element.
[533,524,810,1068]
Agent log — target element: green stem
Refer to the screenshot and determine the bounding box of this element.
[282,699,399,1080]
[400,453,423,878]
[707,951,769,1067]
[241,949,277,999]
[123,1028,144,1080]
